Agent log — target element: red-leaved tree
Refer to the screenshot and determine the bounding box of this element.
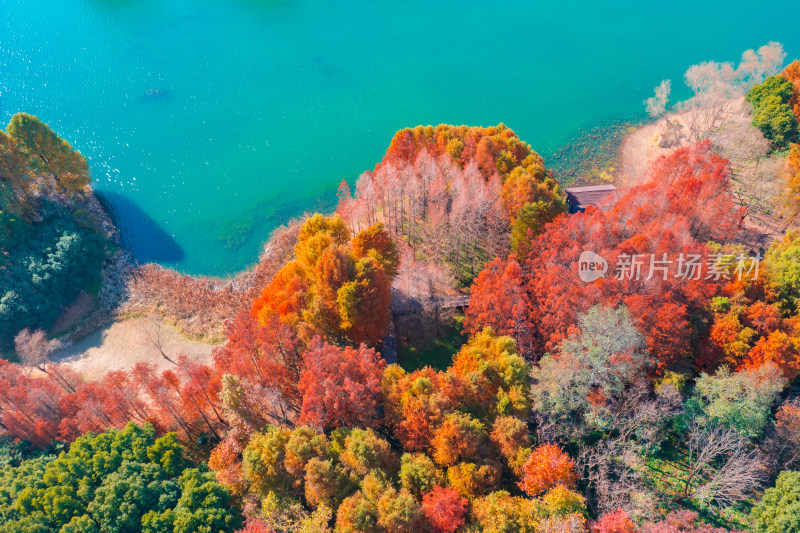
[212,310,304,429]
[518,443,578,497]
[592,509,637,533]
[298,338,386,430]
[422,485,468,533]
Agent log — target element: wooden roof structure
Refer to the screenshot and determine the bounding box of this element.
[564,184,617,212]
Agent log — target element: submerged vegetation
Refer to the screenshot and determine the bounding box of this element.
[218,214,260,252]
[548,120,639,186]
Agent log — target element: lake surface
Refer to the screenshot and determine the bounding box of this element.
[2,0,799,275]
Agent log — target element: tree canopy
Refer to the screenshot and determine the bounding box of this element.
[746,76,799,149]
[0,423,240,532]
[6,113,90,193]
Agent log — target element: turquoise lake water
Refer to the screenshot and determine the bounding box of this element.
[2,0,799,276]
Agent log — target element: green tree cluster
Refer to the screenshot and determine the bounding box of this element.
[5,113,90,192]
[0,423,240,532]
[685,364,785,439]
[750,470,800,533]
[746,76,799,149]
[764,229,800,315]
[0,201,106,345]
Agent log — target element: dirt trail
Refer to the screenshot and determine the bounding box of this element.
[53,315,218,380]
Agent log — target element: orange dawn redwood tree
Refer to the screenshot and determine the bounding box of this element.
[592,509,637,533]
[250,213,396,346]
[783,143,800,218]
[421,485,468,533]
[701,252,800,378]
[518,443,578,497]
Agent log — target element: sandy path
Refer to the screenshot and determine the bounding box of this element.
[615,98,787,250]
[616,120,669,187]
[54,316,219,379]
[616,98,751,187]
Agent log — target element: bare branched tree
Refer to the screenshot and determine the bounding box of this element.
[140,320,176,365]
[736,41,786,89]
[14,328,63,373]
[761,397,800,474]
[537,514,587,533]
[646,80,672,122]
[391,247,460,344]
[708,121,782,228]
[577,380,682,519]
[347,151,510,283]
[679,61,742,142]
[674,42,786,143]
[646,80,684,148]
[681,420,766,509]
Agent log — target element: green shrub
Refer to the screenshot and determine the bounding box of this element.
[0,201,106,347]
[750,470,800,533]
[685,364,785,439]
[746,75,799,149]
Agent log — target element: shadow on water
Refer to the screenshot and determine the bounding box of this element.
[96,190,185,263]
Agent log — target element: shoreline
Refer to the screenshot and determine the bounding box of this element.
[613,97,790,251]
[47,213,300,373]
[53,101,787,373]
[614,97,752,187]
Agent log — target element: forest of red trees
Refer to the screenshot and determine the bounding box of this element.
[465,140,800,375]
